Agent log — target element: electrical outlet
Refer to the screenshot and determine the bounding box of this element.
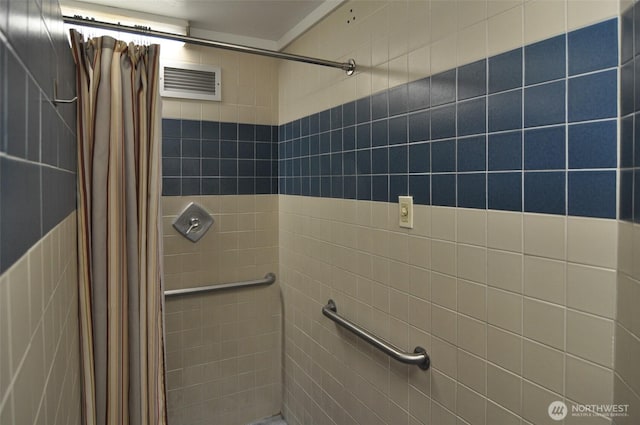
[399,196,413,229]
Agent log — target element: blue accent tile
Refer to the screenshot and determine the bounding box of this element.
[621,116,633,168]
[409,111,430,142]
[202,178,220,195]
[431,105,456,140]
[344,101,356,127]
[309,177,319,196]
[320,132,331,153]
[162,118,181,138]
[344,151,356,175]
[389,115,408,145]
[621,61,634,117]
[372,175,389,201]
[182,139,200,158]
[409,142,430,173]
[389,84,409,116]
[162,178,181,196]
[257,142,272,160]
[409,175,430,205]
[310,113,320,134]
[568,120,617,169]
[255,178,271,194]
[256,160,272,177]
[389,175,408,200]
[331,105,343,130]
[568,70,617,122]
[408,77,430,111]
[220,178,237,195]
[524,171,566,215]
[525,35,566,86]
[162,138,181,157]
[202,159,220,176]
[568,171,616,218]
[239,160,255,177]
[524,80,565,127]
[256,124,272,142]
[357,175,372,200]
[163,158,180,176]
[343,126,356,151]
[331,176,343,198]
[182,178,201,195]
[457,97,486,136]
[524,126,566,170]
[458,136,486,172]
[372,120,388,147]
[357,149,371,174]
[202,121,220,140]
[299,117,310,137]
[221,122,238,140]
[489,49,522,93]
[568,18,618,76]
[371,147,389,174]
[389,145,408,173]
[320,154,331,175]
[620,170,633,221]
[357,97,371,124]
[344,176,357,199]
[488,172,522,211]
[320,110,331,132]
[458,173,486,209]
[310,134,320,155]
[372,92,389,120]
[292,120,301,139]
[311,156,320,175]
[432,174,456,207]
[488,131,522,171]
[431,69,457,106]
[488,90,522,132]
[237,124,254,142]
[331,153,343,175]
[635,114,640,166]
[331,129,343,152]
[221,140,237,158]
[432,139,456,172]
[239,141,255,159]
[622,6,634,64]
[635,2,640,57]
[202,140,220,158]
[635,58,640,112]
[357,123,371,149]
[458,59,487,100]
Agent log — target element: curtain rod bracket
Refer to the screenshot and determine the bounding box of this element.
[53,79,77,106]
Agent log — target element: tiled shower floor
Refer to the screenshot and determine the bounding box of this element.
[248,414,287,425]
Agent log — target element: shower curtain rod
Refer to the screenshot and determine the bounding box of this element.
[63,16,357,75]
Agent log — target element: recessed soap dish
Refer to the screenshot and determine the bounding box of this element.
[172,202,214,242]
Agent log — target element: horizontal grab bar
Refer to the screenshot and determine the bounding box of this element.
[164,273,276,297]
[322,299,430,370]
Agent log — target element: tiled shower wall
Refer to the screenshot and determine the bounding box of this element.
[278,2,637,425]
[616,1,640,423]
[160,45,282,425]
[0,0,80,422]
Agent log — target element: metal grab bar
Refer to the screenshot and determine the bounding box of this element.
[322,299,431,370]
[164,273,276,297]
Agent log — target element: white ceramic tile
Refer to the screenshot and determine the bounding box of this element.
[457,208,487,246]
[523,213,566,260]
[431,33,459,74]
[458,0,488,28]
[487,210,522,253]
[524,0,567,44]
[566,310,614,367]
[432,206,457,241]
[523,255,565,305]
[566,264,616,319]
[488,5,524,56]
[457,20,489,66]
[457,278,487,321]
[566,354,614,405]
[432,272,458,310]
[431,0,459,41]
[523,297,565,350]
[457,244,487,284]
[487,325,522,373]
[431,240,457,276]
[523,339,564,393]
[487,288,522,334]
[487,249,523,293]
[567,0,619,31]
[487,363,522,415]
[567,217,617,268]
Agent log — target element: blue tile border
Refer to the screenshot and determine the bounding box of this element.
[276,19,619,220]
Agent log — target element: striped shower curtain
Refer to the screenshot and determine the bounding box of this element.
[70,30,167,425]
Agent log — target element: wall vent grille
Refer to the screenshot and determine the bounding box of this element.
[160,61,221,101]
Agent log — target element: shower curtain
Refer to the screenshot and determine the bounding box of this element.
[70,29,167,425]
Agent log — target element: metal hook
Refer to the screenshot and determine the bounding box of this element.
[52,80,77,106]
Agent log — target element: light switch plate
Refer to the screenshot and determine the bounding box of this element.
[399,196,413,229]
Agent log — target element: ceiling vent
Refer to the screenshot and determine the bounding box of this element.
[160,61,221,101]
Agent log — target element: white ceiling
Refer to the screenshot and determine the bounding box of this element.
[63,0,344,50]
